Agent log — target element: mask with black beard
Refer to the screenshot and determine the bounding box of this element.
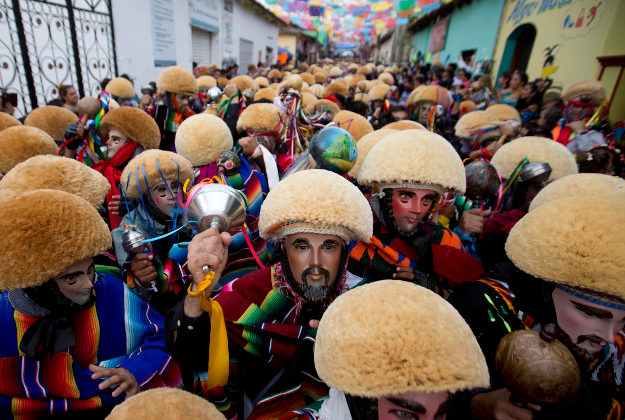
[279,243,349,325]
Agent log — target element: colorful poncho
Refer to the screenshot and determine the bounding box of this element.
[193,265,332,419]
[0,271,181,419]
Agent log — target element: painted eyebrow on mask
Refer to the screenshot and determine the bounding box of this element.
[386,398,426,415]
[571,300,614,319]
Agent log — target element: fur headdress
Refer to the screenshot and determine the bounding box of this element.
[378,71,394,85]
[253,76,269,90]
[0,189,111,290]
[368,84,390,101]
[0,155,109,207]
[506,196,625,300]
[358,129,466,195]
[324,81,348,98]
[253,87,277,102]
[236,103,282,134]
[529,173,625,211]
[197,75,217,89]
[0,112,21,132]
[259,169,372,243]
[24,105,78,142]
[329,66,342,77]
[486,103,521,122]
[100,107,161,150]
[491,136,578,181]
[357,65,371,75]
[230,75,254,92]
[175,114,233,167]
[299,72,315,85]
[105,77,135,98]
[315,280,489,397]
[106,388,225,420]
[268,69,283,80]
[563,80,605,106]
[383,120,425,130]
[0,126,57,173]
[332,110,373,141]
[306,99,340,117]
[412,85,453,108]
[156,66,199,96]
[454,110,501,138]
[120,150,194,200]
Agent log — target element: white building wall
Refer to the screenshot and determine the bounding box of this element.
[112,0,277,90]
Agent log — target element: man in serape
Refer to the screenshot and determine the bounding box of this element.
[349,129,482,293]
[111,150,195,314]
[165,169,373,419]
[0,189,180,419]
[93,106,161,229]
[146,66,197,151]
[174,113,271,288]
[449,195,625,420]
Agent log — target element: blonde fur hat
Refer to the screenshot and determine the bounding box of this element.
[306,99,340,117]
[120,150,194,200]
[506,196,625,300]
[156,66,199,96]
[0,126,57,173]
[349,74,366,86]
[353,92,369,105]
[529,173,625,211]
[236,103,282,135]
[357,65,371,75]
[0,189,112,290]
[314,71,328,84]
[315,280,489,397]
[106,388,225,420]
[491,136,578,181]
[486,103,521,122]
[311,84,325,98]
[286,74,303,91]
[100,107,161,150]
[0,112,21,132]
[230,75,254,92]
[406,85,427,106]
[329,66,342,77]
[347,129,397,179]
[378,71,394,85]
[197,75,217,89]
[332,110,373,141]
[384,120,425,130]
[268,69,282,80]
[175,114,233,167]
[253,87,277,102]
[413,85,453,108]
[563,80,605,106]
[24,105,78,142]
[299,72,315,85]
[301,92,317,108]
[253,76,269,90]
[358,129,466,195]
[0,155,109,207]
[324,81,348,98]
[105,77,135,98]
[454,110,501,138]
[368,83,390,101]
[259,169,372,243]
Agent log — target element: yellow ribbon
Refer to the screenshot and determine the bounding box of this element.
[187,271,230,389]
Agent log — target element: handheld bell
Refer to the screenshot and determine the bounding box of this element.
[121,224,151,255]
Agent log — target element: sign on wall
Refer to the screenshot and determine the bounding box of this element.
[150,0,177,67]
[191,0,221,32]
[222,0,234,64]
[428,16,449,52]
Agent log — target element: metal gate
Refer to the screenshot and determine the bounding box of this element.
[0,0,117,118]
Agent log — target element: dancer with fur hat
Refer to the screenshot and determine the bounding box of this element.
[308,280,489,419]
[553,80,608,153]
[0,125,57,178]
[350,129,481,292]
[111,150,195,313]
[0,190,180,418]
[148,66,198,151]
[166,169,373,419]
[175,113,271,286]
[449,196,625,419]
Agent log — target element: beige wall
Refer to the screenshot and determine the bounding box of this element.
[278,34,297,56]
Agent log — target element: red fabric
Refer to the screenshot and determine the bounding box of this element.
[91,141,138,229]
[553,125,574,146]
[483,209,527,234]
[431,244,483,286]
[323,95,339,104]
[172,94,195,126]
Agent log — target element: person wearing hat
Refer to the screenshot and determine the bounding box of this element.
[308,280,489,419]
[0,125,57,179]
[24,104,79,145]
[0,189,181,418]
[148,66,198,151]
[449,196,625,419]
[350,129,481,292]
[166,169,373,419]
[554,80,608,154]
[175,113,271,287]
[92,106,162,229]
[453,110,517,160]
[105,77,138,107]
[111,150,195,313]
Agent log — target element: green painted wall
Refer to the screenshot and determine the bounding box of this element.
[412,0,505,70]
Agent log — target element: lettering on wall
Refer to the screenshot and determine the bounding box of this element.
[507,0,573,25]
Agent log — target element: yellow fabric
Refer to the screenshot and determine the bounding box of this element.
[187,272,230,389]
